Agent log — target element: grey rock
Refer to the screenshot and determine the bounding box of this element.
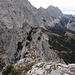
[38,5,63,24]
[0,0,65,71]
[26,62,72,75]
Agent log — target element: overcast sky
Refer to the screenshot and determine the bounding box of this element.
[28,0,75,15]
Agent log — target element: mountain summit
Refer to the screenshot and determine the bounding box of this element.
[38,5,63,22]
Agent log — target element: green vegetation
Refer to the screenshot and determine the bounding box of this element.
[41,27,60,37]
[47,28,75,63]
[65,31,75,39]
[2,64,20,75]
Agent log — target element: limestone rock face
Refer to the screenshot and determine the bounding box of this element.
[0,24,61,71]
[38,6,63,23]
[0,0,63,70]
[27,62,75,75]
[0,0,43,28]
[0,0,41,69]
[47,15,75,32]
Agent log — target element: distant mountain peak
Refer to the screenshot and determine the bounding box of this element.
[47,5,63,14]
[47,5,56,9]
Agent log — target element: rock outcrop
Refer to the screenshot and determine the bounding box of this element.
[14,60,75,75]
[27,62,75,75]
[38,6,63,23]
[47,15,75,32]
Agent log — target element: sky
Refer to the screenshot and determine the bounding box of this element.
[28,0,75,15]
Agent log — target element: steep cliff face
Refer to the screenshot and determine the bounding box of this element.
[0,0,63,71]
[0,24,62,71]
[0,0,43,28]
[38,6,63,23]
[48,15,75,32]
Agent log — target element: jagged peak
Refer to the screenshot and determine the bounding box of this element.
[38,7,46,10]
[47,5,56,9]
[47,5,63,14]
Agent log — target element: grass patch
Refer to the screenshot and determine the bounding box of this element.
[2,64,20,75]
[65,31,75,39]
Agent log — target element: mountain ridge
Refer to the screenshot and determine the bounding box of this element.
[0,0,75,74]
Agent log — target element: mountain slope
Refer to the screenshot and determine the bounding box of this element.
[0,0,75,73]
[38,6,63,23]
[48,15,75,32]
[0,0,63,71]
[44,27,75,63]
